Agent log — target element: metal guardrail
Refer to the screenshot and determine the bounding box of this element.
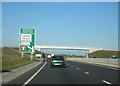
[66,58,119,68]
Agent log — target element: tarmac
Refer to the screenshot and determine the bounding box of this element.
[1,58,119,85]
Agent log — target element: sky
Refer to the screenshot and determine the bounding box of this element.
[2,2,118,52]
[2,0,120,2]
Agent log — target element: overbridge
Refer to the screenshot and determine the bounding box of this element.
[35,45,103,53]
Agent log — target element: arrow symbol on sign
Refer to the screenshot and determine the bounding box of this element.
[27,46,34,53]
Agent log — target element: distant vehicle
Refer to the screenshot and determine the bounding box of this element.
[47,55,51,59]
[36,54,42,58]
[51,54,54,56]
[50,55,65,68]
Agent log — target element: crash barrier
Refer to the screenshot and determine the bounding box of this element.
[66,58,119,68]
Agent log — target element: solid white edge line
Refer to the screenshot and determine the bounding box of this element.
[22,61,47,86]
[102,80,112,84]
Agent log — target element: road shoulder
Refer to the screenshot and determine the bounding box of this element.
[2,61,43,85]
[66,60,119,70]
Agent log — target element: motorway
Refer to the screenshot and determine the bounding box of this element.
[5,59,119,85]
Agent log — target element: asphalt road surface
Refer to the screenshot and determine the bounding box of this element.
[27,60,118,84]
[5,59,119,85]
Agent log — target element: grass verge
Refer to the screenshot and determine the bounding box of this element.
[2,47,38,71]
[2,56,37,71]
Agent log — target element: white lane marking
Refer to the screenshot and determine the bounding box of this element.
[22,61,47,86]
[67,64,69,66]
[76,68,79,70]
[85,72,90,75]
[102,80,112,84]
[71,65,74,67]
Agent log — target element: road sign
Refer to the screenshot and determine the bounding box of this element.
[19,28,35,53]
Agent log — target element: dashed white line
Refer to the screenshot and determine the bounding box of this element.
[71,65,74,67]
[22,61,47,86]
[102,80,112,84]
[85,72,90,75]
[76,68,79,70]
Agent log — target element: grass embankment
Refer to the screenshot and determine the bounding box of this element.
[88,50,120,58]
[2,47,38,71]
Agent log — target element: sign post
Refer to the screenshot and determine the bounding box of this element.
[19,28,35,60]
[21,52,24,58]
[31,52,34,61]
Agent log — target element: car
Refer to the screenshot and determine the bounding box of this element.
[50,55,65,68]
[47,55,51,59]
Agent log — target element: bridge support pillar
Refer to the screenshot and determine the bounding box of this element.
[39,48,42,52]
[85,54,89,58]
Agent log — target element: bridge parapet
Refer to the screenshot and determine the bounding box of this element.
[35,45,103,53]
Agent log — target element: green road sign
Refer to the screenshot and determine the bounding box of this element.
[19,28,35,53]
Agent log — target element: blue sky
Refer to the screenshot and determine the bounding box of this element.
[2,2,118,51]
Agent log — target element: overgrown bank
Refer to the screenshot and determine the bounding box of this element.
[88,50,119,58]
[2,47,38,71]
